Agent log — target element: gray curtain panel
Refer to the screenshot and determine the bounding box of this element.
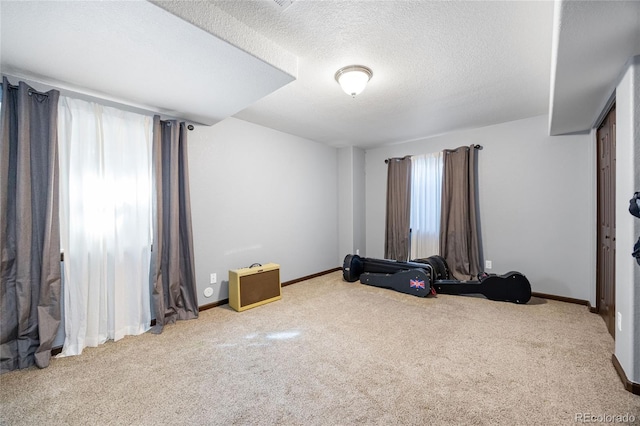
[385,156,412,261]
[151,116,198,333]
[0,77,61,372]
[439,145,482,280]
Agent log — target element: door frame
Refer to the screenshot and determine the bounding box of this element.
[595,100,616,338]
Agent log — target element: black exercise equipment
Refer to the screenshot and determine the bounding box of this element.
[343,254,531,304]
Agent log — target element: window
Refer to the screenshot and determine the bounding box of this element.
[57,96,153,355]
[409,152,443,259]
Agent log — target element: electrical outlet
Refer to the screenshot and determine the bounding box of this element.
[210,273,217,284]
[617,312,622,331]
[485,260,492,270]
[356,249,360,255]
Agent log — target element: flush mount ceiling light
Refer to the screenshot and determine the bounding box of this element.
[334,65,373,97]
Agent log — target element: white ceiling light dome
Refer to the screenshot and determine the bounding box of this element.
[334,65,373,97]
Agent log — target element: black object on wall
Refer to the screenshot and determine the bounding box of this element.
[630,192,640,266]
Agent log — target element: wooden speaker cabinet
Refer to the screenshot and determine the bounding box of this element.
[228,263,281,312]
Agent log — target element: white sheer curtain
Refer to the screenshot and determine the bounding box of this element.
[57,97,153,356]
[410,152,443,259]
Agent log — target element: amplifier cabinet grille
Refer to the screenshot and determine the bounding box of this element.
[228,263,281,312]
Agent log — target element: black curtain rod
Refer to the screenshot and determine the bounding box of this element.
[384,155,412,164]
[162,120,195,131]
[27,88,48,97]
[3,78,195,126]
[384,145,483,164]
[2,79,49,96]
[3,82,50,97]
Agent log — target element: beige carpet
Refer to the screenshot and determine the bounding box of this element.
[1,271,638,425]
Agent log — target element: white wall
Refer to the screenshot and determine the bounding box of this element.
[614,55,640,385]
[188,117,339,304]
[338,147,354,265]
[353,147,366,257]
[365,114,595,301]
[338,146,366,266]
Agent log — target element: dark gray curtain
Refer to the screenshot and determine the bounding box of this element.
[439,145,481,280]
[151,116,198,333]
[385,156,412,261]
[0,77,61,372]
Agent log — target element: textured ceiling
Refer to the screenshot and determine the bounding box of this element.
[206,0,555,148]
[2,1,638,148]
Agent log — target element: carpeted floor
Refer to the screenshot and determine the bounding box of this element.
[1,271,638,425]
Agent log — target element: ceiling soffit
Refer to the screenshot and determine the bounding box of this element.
[0,1,296,125]
[549,0,640,135]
